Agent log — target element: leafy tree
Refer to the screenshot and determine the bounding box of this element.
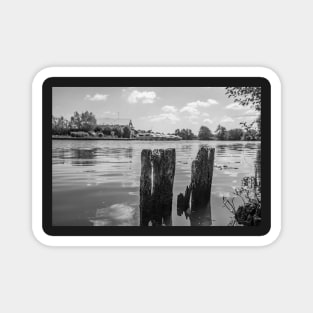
[70,111,97,131]
[215,125,227,140]
[113,126,122,138]
[123,126,131,138]
[241,122,259,140]
[175,128,195,140]
[225,87,261,111]
[70,111,81,129]
[227,128,244,140]
[102,126,112,135]
[198,126,213,140]
[80,111,97,131]
[225,87,261,138]
[52,116,70,135]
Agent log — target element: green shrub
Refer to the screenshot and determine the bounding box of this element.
[70,131,89,137]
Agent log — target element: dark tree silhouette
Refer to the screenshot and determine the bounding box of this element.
[215,125,227,140]
[198,126,213,140]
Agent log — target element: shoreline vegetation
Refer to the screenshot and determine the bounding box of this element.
[52,113,261,141]
[52,135,261,141]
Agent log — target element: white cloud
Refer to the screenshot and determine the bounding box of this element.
[128,90,157,104]
[180,98,218,117]
[225,102,245,110]
[203,118,213,124]
[148,113,180,123]
[202,112,210,117]
[85,93,108,101]
[221,116,235,123]
[207,98,219,105]
[184,99,218,109]
[187,101,208,108]
[161,105,177,113]
[180,106,200,115]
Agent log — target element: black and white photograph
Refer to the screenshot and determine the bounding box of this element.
[6,0,311,310]
[52,86,261,227]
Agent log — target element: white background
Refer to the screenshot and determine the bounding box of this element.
[0,0,310,312]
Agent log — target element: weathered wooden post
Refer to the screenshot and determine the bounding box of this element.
[191,146,215,210]
[140,149,152,226]
[140,148,176,226]
[151,149,176,226]
[177,146,215,225]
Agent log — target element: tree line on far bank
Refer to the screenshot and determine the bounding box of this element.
[52,111,132,138]
[52,111,260,141]
[175,123,260,141]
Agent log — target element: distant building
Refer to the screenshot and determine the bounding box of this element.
[95,120,136,138]
[128,120,135,138]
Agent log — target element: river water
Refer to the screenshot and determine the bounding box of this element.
[52,140,260,226]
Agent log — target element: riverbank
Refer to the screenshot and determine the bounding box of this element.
[52,136,260,142]
[52,136,182,141]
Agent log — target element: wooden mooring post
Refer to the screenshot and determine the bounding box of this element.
[177,146,215,225]
[140,148,176,226]
[140,149,152,226]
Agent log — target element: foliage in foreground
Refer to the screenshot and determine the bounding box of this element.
[225,87,261,111]
[225,87,261,139]
[223,175,261,226]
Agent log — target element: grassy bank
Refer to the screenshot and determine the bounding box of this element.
[52,135,260,142]
[52,136,181,141]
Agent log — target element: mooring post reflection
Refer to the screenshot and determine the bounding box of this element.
[140,148,176,226]
[177,147,215,226]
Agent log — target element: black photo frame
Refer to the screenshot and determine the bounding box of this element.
[42,76,271,237]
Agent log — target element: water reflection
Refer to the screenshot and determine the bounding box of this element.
[90,203,138,226]
[190,207,212,226]
[52,140,260,226]
[71,148,97,166]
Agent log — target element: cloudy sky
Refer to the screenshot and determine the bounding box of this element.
[53,87,259,134]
